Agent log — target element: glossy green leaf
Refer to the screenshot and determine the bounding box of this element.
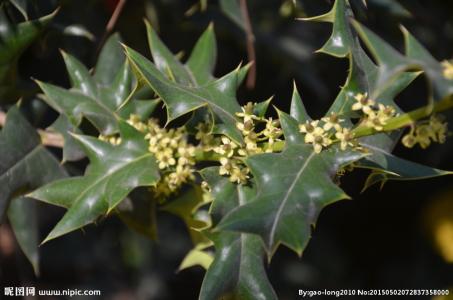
[7,196,39,274]
[37,35,151,136]
[125,45,243,142]
[218,112,365,255]
[253,97,273,118]
[94,33,125,86]
[402,27,453,100]
[0,107,66,221]
[186,23,217,84]
[178,245,213,271]
[0,8,57,102]
[219,0,245,30]
[48,115,85,162]
[36,80,118,134]
[29,121,160,243]
[301,0,354,57]
[290,82,310,122]
[199,167,277,300]
[0,107,66,273]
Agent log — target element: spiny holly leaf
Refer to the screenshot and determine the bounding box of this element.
[37,34,155,137]
[36,78,119,134]
[29,121,160,243]
[0,107,66,273]
[0,107,66,221]
[199,167,277,300]
[125,45,243,142]
[161,186,210,245]
[146,22,216,86]
[361,161,453,191]
[0,8,57,102]
[218,111,365,255]
[401,27,453,100]
[48,115,84,162]
[7,196,40,274]
[219,0,245,30]
[300,0,354,57]
[351,21,453,102]
[322,26,446,184]
[290,82,310,123]
[94,33,125,86]
[178,244,213,271]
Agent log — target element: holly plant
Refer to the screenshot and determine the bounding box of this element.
[1,0,453,298]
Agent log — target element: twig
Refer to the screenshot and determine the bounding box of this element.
[106,0,127,34]
[0,110,64,148]
[97,0,127,52]
[239,0,256,89]
[0,110,5,127]
[38,129,64,148]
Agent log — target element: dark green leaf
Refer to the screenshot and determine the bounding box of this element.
[0,8,57,102]
[7,196,39,274]
[0,107,66,221]
[125,45,243,142]
[301,0,354,57]
[218,112,364,255]
[30,121,160,243]
[199,167,277,300]
[94,33,125,86]
[219,0,245,30]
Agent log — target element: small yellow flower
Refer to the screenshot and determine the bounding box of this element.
[364,111,385,131]
[219,157,233,175]
[441,60,453,80]
[311,134,332,154]
[429,115,448,143]
[352,93,375,114]
[236,102,259,123]
[402,133,416,148]
[127,114,147,132]
[155,148,176,169]
[236,120,255,136]
[415,125,435,149]
[335,128,355,151]
[229,166,250,184]
[322,112,343,131]
[214,137,238,157]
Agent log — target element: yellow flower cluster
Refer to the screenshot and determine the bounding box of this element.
[441,60,453,80]
[98,134,122,145]
[402,115,448,149]
[195,102,282,184]
[125,114,196,197]
[299,112,358,153]
[352,93,396,131]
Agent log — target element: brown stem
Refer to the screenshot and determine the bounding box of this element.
[97,0,127,52]
[0,110,5,127]
[239,0,256,89]
[0,110,64,148]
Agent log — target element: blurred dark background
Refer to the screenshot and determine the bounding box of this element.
[1,0,453,299]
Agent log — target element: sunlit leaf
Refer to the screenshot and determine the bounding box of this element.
[218,112,365,255]
[30,121,160,243]
[199,167,277,300]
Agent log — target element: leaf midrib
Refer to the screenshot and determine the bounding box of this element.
[268,151,316,248]
[129,54,237,124]
[0,146,42,180]
[72,152,155,209]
